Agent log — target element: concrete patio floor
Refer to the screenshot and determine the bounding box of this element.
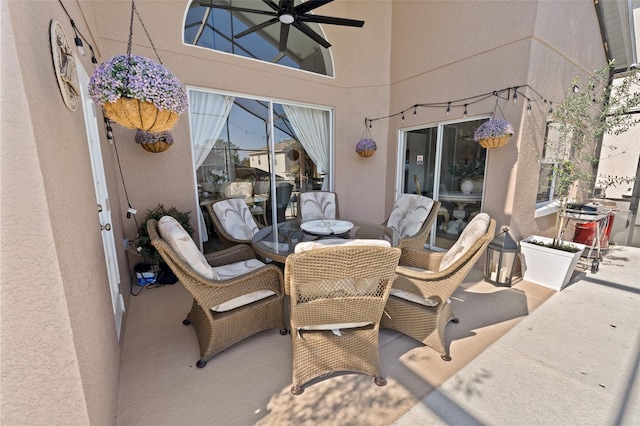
[116,246,639,425]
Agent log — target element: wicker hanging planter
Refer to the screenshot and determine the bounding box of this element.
[477,134,512,149]
[135,129,173,153]
[357,148,376,157]
[356,123,377,157]
[87,1,187,132]
[474,119,514,149]
[103,98,180,132]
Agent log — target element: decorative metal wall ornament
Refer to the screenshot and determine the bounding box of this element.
[50,20,80,111]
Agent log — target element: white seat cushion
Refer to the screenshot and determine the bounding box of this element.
[212,198,259,240]
[158,216,215,280]
[294,238,391,253]
[389,288,438,307]
[298,322,372,336]
[211,290,275,312]
[210,258,275,311]
[299,192,337,222]
[386,194,435,238]
[439,213,491,271]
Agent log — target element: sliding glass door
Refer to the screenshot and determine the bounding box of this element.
[188,88,333,243]
[399,118,488,250]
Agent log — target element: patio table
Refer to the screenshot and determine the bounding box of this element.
[251,219,401,263]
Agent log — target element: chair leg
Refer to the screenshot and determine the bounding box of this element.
[374,376,387,386]
[291,385,304,395]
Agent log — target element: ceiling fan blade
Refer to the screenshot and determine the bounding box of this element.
[197,2,277,17]
[278,23,290,52]
[294,0,333,15]
[278,0,294,12]
[298,14,365,27]
[292,21,331,48]
[235,17,279,38]
[261,0,282,13]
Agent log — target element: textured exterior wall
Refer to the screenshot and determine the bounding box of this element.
[386,0,607,240]
[2,1,121,424]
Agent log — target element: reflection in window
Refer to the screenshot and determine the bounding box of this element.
[184,1,333,76]
[189,89,332,241]
[536,121,568,205]
[402,119,487,250]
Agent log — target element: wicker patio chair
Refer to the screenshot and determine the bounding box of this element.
[205,198,264,248]
[381,213,496,361]
[284,243,401,395]
[298,190,340,221]
[383,194,441,249]
[148,217,286,368]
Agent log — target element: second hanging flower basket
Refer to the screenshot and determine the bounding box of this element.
[135,129,174,153]
[88,55,188,132]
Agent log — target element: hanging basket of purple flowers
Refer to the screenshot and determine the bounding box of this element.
[356,138,377,157]
[135,129,174,153]
[474,118,514,149]
[88,54,188,132]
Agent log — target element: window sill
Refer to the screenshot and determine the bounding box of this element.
[534,200,560,218]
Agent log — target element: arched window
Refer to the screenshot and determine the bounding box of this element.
[184,1,334,76]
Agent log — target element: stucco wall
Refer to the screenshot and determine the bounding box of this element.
[386,0,607,240]
[2,1,122,424]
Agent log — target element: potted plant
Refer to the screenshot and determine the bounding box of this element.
[355,138,377,157]
[132,204,194,285]
[135,130,174,153]
[448,158,485,194]
[88,54,188,132]
[521,61,639,290]
[474,118,514,148]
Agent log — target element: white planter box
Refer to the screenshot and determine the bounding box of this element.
[520,236,586,291]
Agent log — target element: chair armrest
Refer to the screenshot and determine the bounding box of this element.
[204,244,256,266]
[399,248,444,271]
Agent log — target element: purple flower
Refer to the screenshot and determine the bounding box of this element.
[474,119,514,141]
[88,55,188,114]
[356,138,377,152]
[135,130,174,145]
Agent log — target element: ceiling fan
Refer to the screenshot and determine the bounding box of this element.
[200,0,365,50]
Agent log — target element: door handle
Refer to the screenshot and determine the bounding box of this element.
[101,223,112,231]
[98,204,103,213]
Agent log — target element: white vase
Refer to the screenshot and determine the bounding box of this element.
[460,179,474,194]
[520,236,586,291]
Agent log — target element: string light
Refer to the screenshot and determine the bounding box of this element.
[548,102,554,115]
[364,84,558,126]
[58,0,98,65]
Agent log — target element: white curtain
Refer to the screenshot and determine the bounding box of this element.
[189,91,234,168]
[282,105,330,190]
[188,91,234,242]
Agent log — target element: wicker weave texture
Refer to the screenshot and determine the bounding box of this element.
[381,219,496,359]
[285,245,401,392]
[103,98,179,132]
[147,219,285,366]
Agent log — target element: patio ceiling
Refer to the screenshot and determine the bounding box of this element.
[597,0,639,74]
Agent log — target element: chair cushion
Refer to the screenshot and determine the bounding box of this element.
[386,194,435,238]
[298,322,373,336]
[158,216,215,280]
[389,288,438,307]
[294,238,391,253]
[209,258,274,312]
[211,290,275,312]
[439,213,491,271]
[299,192,337,221]
[212,198,259,240]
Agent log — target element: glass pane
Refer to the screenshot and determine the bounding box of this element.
[403,127,437,197]
[437,120,487,249]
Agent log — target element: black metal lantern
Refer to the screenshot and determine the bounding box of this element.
[485,227,519,287]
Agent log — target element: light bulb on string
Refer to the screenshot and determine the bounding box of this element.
[446,102,451,116]
[463,104,468,118]
[548,102,553,115]
[513,87,518,103]
[413,106,417,118]
[401,112,405,124]
[70,20,86,56]
[527,102,532,115]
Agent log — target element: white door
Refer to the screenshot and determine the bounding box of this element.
[77,58,125,339]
